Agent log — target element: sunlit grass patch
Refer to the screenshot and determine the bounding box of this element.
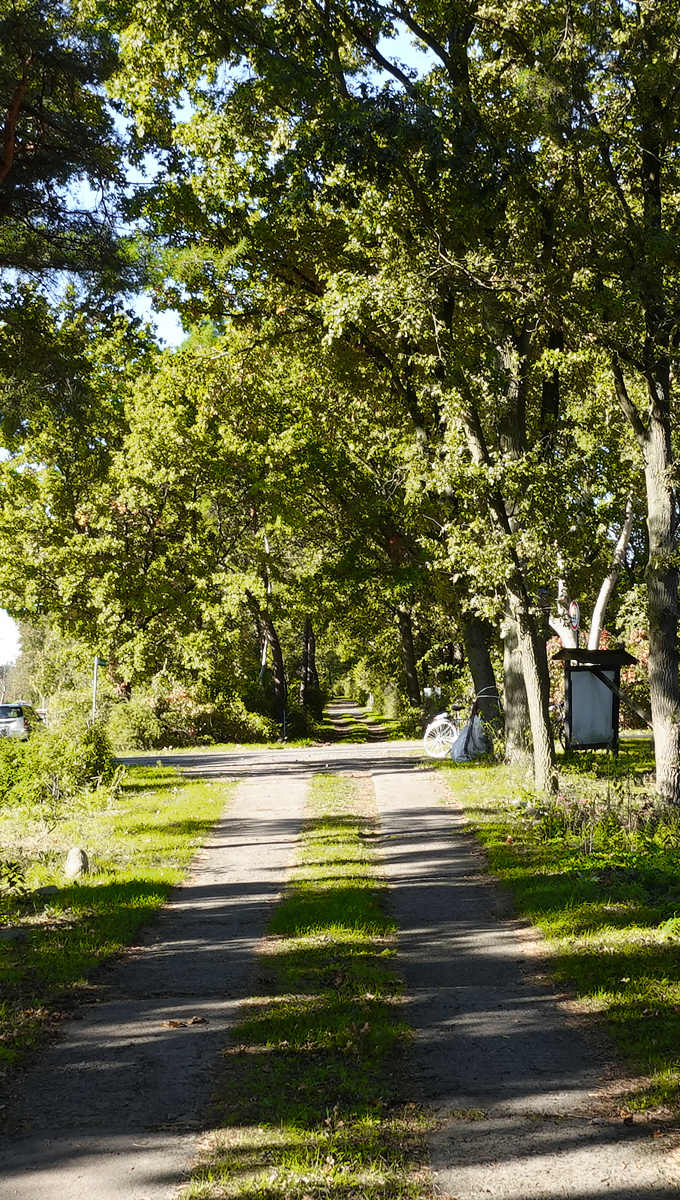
[440,758,680,1116]
[0,765,230,1075]
[186,772,431,1200]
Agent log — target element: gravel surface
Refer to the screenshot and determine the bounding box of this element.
[1,708,678,1199]
[372,760,680,1199]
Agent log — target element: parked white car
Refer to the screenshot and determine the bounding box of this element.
[0,702,42,739]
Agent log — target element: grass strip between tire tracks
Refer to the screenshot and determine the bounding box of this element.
[184,772,430,1200]
[0,764,230,1081]
[440,753,680,1117]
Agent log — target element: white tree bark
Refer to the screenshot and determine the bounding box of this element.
[549,570,577,647]
[587,494,634,649]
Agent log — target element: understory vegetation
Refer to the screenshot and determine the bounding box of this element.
[183,773,430,1200]
[441,741,680,1115]
[0,764,229,1080]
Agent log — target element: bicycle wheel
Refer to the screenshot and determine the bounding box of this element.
[423,718,458,758]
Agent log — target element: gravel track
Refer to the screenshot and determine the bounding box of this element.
[371,760,680,1199]
[1,707,678,1199]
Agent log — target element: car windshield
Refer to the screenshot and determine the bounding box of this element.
[0,706,23,719]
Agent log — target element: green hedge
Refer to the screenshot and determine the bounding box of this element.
[107,693,278,750]
[0,719,115,817]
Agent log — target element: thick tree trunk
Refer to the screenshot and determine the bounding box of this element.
[549,573,577,647]
[308,624,320,691]
[300,616,321,713]
[502,613,531,763]
[512,597,557,793]
[300,616,311,708]
[456,358,555,786]
[396,607,421,707]
[246,589,287,728]
[461,615,500,726]
[261,609,287,725]
[643,413,680,802]
[613,363,680,802]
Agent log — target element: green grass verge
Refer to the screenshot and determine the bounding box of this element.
[0,765,230,1078]
[439,749,680,1115]
[184,773,430,1200]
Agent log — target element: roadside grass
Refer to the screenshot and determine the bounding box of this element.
[0,765,229,1079]
[440,744,680,1116]
[120,739,319,756]
[184,773,430,1200]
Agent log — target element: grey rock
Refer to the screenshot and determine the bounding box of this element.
[35,885,59,897]
[64,847,89,880]
[0,926,28,942]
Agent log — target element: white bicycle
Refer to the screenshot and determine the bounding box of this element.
[422,707,464,758]
[422,688,501,759]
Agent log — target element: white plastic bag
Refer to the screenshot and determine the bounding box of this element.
[449,715,490,762]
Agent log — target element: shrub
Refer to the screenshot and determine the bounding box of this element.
[284,698,317,739]
[107,692,278,749]
[53,717,116,783]
[0,737,26,806]
[107,699,164,750]
[0,856,28,920]
[157,691,278,745]
[208,697,277,743]
[3,720,116,823]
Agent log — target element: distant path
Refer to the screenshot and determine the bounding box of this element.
[323,697,388,741]
[1,734,677,1199]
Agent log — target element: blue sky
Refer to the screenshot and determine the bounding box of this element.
[0,611,20,665]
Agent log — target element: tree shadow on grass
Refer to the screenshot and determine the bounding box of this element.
[120,772,183,796]
[120,817,219,838]
[1,879,175,1058]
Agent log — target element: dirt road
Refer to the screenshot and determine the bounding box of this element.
[0,712,677,1198]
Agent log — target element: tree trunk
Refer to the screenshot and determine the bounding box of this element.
[549,571,577,647]
[396,607,421,707]
[643,413,680,802]
[511,596,557,793]
[300,616,311,708]
[502,612,531,762]
[613,363,680,802]
[456,367,555,787]
[246,589,287,728]
[300,616,321,713]
[261,609,287,726]
[461,615,500,725]
[309,623,320,691]
[587,493,634,650]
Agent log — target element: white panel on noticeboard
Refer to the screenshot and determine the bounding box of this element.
[570,670,615,745]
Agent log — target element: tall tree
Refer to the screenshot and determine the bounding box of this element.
[0,0,129,283]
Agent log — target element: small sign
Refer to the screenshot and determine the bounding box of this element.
[569,600,580,631]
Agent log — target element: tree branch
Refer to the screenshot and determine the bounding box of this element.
[0,66,30,188]
[612,357,647,445]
